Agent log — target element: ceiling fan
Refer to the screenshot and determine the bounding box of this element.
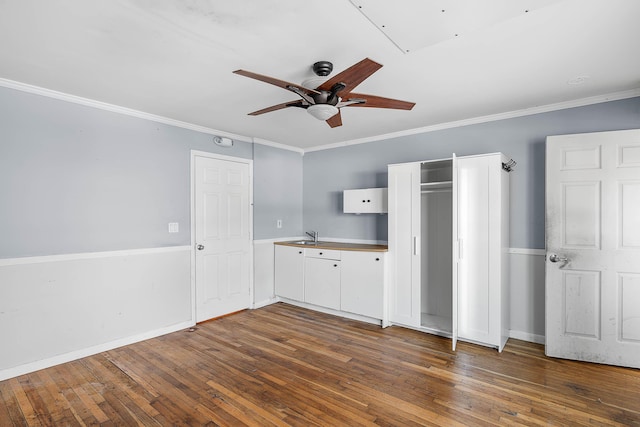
[233,58,415,128]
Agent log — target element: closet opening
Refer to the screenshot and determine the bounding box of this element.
[420,159,453,334]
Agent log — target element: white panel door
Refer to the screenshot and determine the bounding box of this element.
[388,162,421,327]
[194,155,251,322]
[546,129,640,368]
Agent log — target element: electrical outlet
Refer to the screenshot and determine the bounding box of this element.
[168,222,179,233]
[276,219,282,229]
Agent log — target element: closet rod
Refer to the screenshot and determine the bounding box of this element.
[421,188,452,194]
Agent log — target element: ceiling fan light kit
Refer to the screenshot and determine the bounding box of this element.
[307,104,340,121]
[233,58,415,128]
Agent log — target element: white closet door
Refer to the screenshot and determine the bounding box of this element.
[388,162,421,327]
[455,154,502,347]
[452,154,459,350]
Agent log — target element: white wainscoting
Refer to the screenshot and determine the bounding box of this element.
[508,249,546,344]
[253,238,302,308]
[0,243,546,381]
[0,246,192,381]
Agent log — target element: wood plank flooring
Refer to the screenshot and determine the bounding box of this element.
[1,302,639,426]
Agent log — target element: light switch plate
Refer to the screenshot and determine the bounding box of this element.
[168,222,179,233]
[276,219,282,229]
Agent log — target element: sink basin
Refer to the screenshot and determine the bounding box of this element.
[291,240,320,245]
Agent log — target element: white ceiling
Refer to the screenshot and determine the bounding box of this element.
[1,0,639,150]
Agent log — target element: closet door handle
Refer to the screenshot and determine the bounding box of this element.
[413,236,419,256]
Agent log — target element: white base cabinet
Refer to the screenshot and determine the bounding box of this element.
[341,251,384,319]
[274,245,304,301]
[275,243,387,323]
[304,252,341,310]
[388,152,511,351]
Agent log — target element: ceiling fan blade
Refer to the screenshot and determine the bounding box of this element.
[317,58,382,93]
[248,100,305,116]
[233,70,321,96]
[342,93,415,110]
[326,111,343,128]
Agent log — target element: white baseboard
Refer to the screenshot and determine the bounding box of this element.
[277,297,383,326]
[509,330,545,345]
[0,320,194,382]
[253,297,278,309]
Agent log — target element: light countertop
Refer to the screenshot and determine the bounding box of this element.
[275,240,388,252]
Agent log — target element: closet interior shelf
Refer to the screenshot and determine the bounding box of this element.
[420,181,453,190]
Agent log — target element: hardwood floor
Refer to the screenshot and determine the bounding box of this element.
[1,302,639,426]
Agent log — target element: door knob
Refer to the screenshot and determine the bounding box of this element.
[549,254,568,263]
[196,244,205,251]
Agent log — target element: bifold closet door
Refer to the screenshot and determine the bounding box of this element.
[388,163,421,327]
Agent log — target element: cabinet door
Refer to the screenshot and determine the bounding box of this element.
[304,257,341,310]
[343,188,388,213]
[341,251,384,318]
[274,245,305,301]
[388,163,421,327]
[455,154,503,347]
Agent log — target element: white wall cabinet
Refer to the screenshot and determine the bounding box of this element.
[388,153,511,351]
[274,245,305,301]
[343,188,388,213]
[341,251,384,319]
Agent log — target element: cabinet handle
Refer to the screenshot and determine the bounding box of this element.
[375,257,380,261]
[334,264,338,267]
[319,252,323,255]
[298,251,303,254]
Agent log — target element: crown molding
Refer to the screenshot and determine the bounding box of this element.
[304,88,640,152]
[3,77,638,154]
[0,77,252,143]
[252,137,304,154]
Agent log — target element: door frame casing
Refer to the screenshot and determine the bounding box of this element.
[190,150,254,324]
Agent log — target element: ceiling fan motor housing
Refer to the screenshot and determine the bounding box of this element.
[313,61,333,76]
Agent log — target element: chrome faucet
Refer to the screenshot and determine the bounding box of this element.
[306,230,318,243]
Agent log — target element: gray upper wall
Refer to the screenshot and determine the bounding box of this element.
[0,86,257,258]
[2,83,639,257]
[252,143,303,240]
[303,97,640,249]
